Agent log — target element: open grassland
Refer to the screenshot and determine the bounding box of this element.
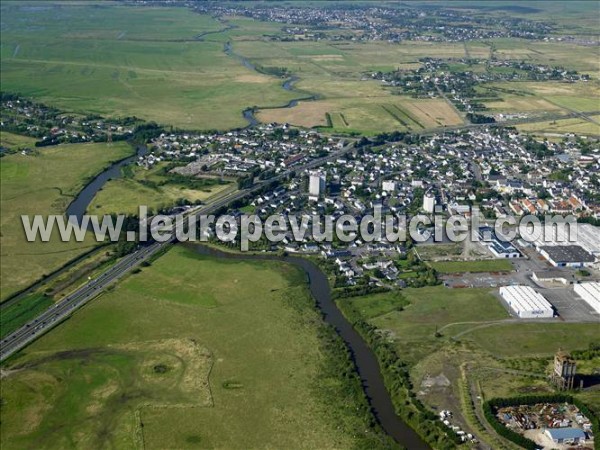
[0,141,132,301]
[460,322,600,357]
[0,131,38,151]
[87,163,234,215]
[0,245,382,449]
[2,4,595,134]
[0,4,296,130]
[517,115,600,136]
[365,287,509,360]
[428,259,514,274]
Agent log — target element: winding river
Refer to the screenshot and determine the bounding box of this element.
[187,244,429,449]
[65,145,147,222]
[223,42,317,127]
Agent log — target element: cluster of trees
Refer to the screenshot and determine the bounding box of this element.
[254,65,290,77]
[466,113,496,124]
[484,394,599,450]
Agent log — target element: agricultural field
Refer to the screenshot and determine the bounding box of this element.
[2,3,596,135]
[258,94,463,134]
[517,115,600,136]
[87,163,234,215]
[0,245,380,449]
[483,81,600,115]
[0,141,133,301]
[490,39,600,74]
[0,4,297,130]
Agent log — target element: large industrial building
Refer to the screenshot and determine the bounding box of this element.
[533,223,600,265]
[538,245,595,268]
[574,281,600,314]
[478,226,521,258]
[499,285,554,318]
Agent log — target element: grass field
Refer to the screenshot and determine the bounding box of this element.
[0,131,38,151]
[87,163,234,215]
[517,115,600,136]
[428,259,514,274]
[0,4,296,130]
[0,245,384,449]
[0,141,133,301]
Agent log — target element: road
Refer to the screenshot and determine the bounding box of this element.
[0,142,356,362]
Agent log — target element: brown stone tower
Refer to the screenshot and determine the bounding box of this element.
[552,350,576,391]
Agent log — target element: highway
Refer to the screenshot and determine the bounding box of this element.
[0,142,356,362]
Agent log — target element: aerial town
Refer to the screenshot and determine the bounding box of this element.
[1,2,598,450]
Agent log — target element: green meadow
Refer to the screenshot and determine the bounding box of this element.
[0,3,296,130]
[1,245,390,449]
[0,141,132,300]
[87,162,235,215]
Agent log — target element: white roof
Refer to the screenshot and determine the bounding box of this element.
[533,223,600,256]
[500,285,553,312]
[574,282,600,314]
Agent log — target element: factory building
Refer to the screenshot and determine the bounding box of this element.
[531,223,600,258]
[308,171,326,201]
[478,226,521,258]
[538,245,595,268]
[574,281,600,314]
[499,285,554,318]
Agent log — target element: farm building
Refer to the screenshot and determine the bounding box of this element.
[544,427,586,445]
[538,245,595,268]
[499,285,554,318]
[574,281,600,314]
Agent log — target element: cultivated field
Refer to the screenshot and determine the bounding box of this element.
[2,4,596,134]
[0,245,382,449]
[0,141,133,301]
[517,115,600,136]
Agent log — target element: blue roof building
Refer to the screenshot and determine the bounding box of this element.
[544,427,586,443]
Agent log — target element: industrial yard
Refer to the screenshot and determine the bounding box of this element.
[495,402,594,449]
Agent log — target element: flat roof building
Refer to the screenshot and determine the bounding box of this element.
[478,226,521,258]
[574,281,600,315]
[499,285,554,319]
[538,245,595,268]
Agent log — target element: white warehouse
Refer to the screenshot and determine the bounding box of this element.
[499,286,554,319]
[574,282,600,315]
